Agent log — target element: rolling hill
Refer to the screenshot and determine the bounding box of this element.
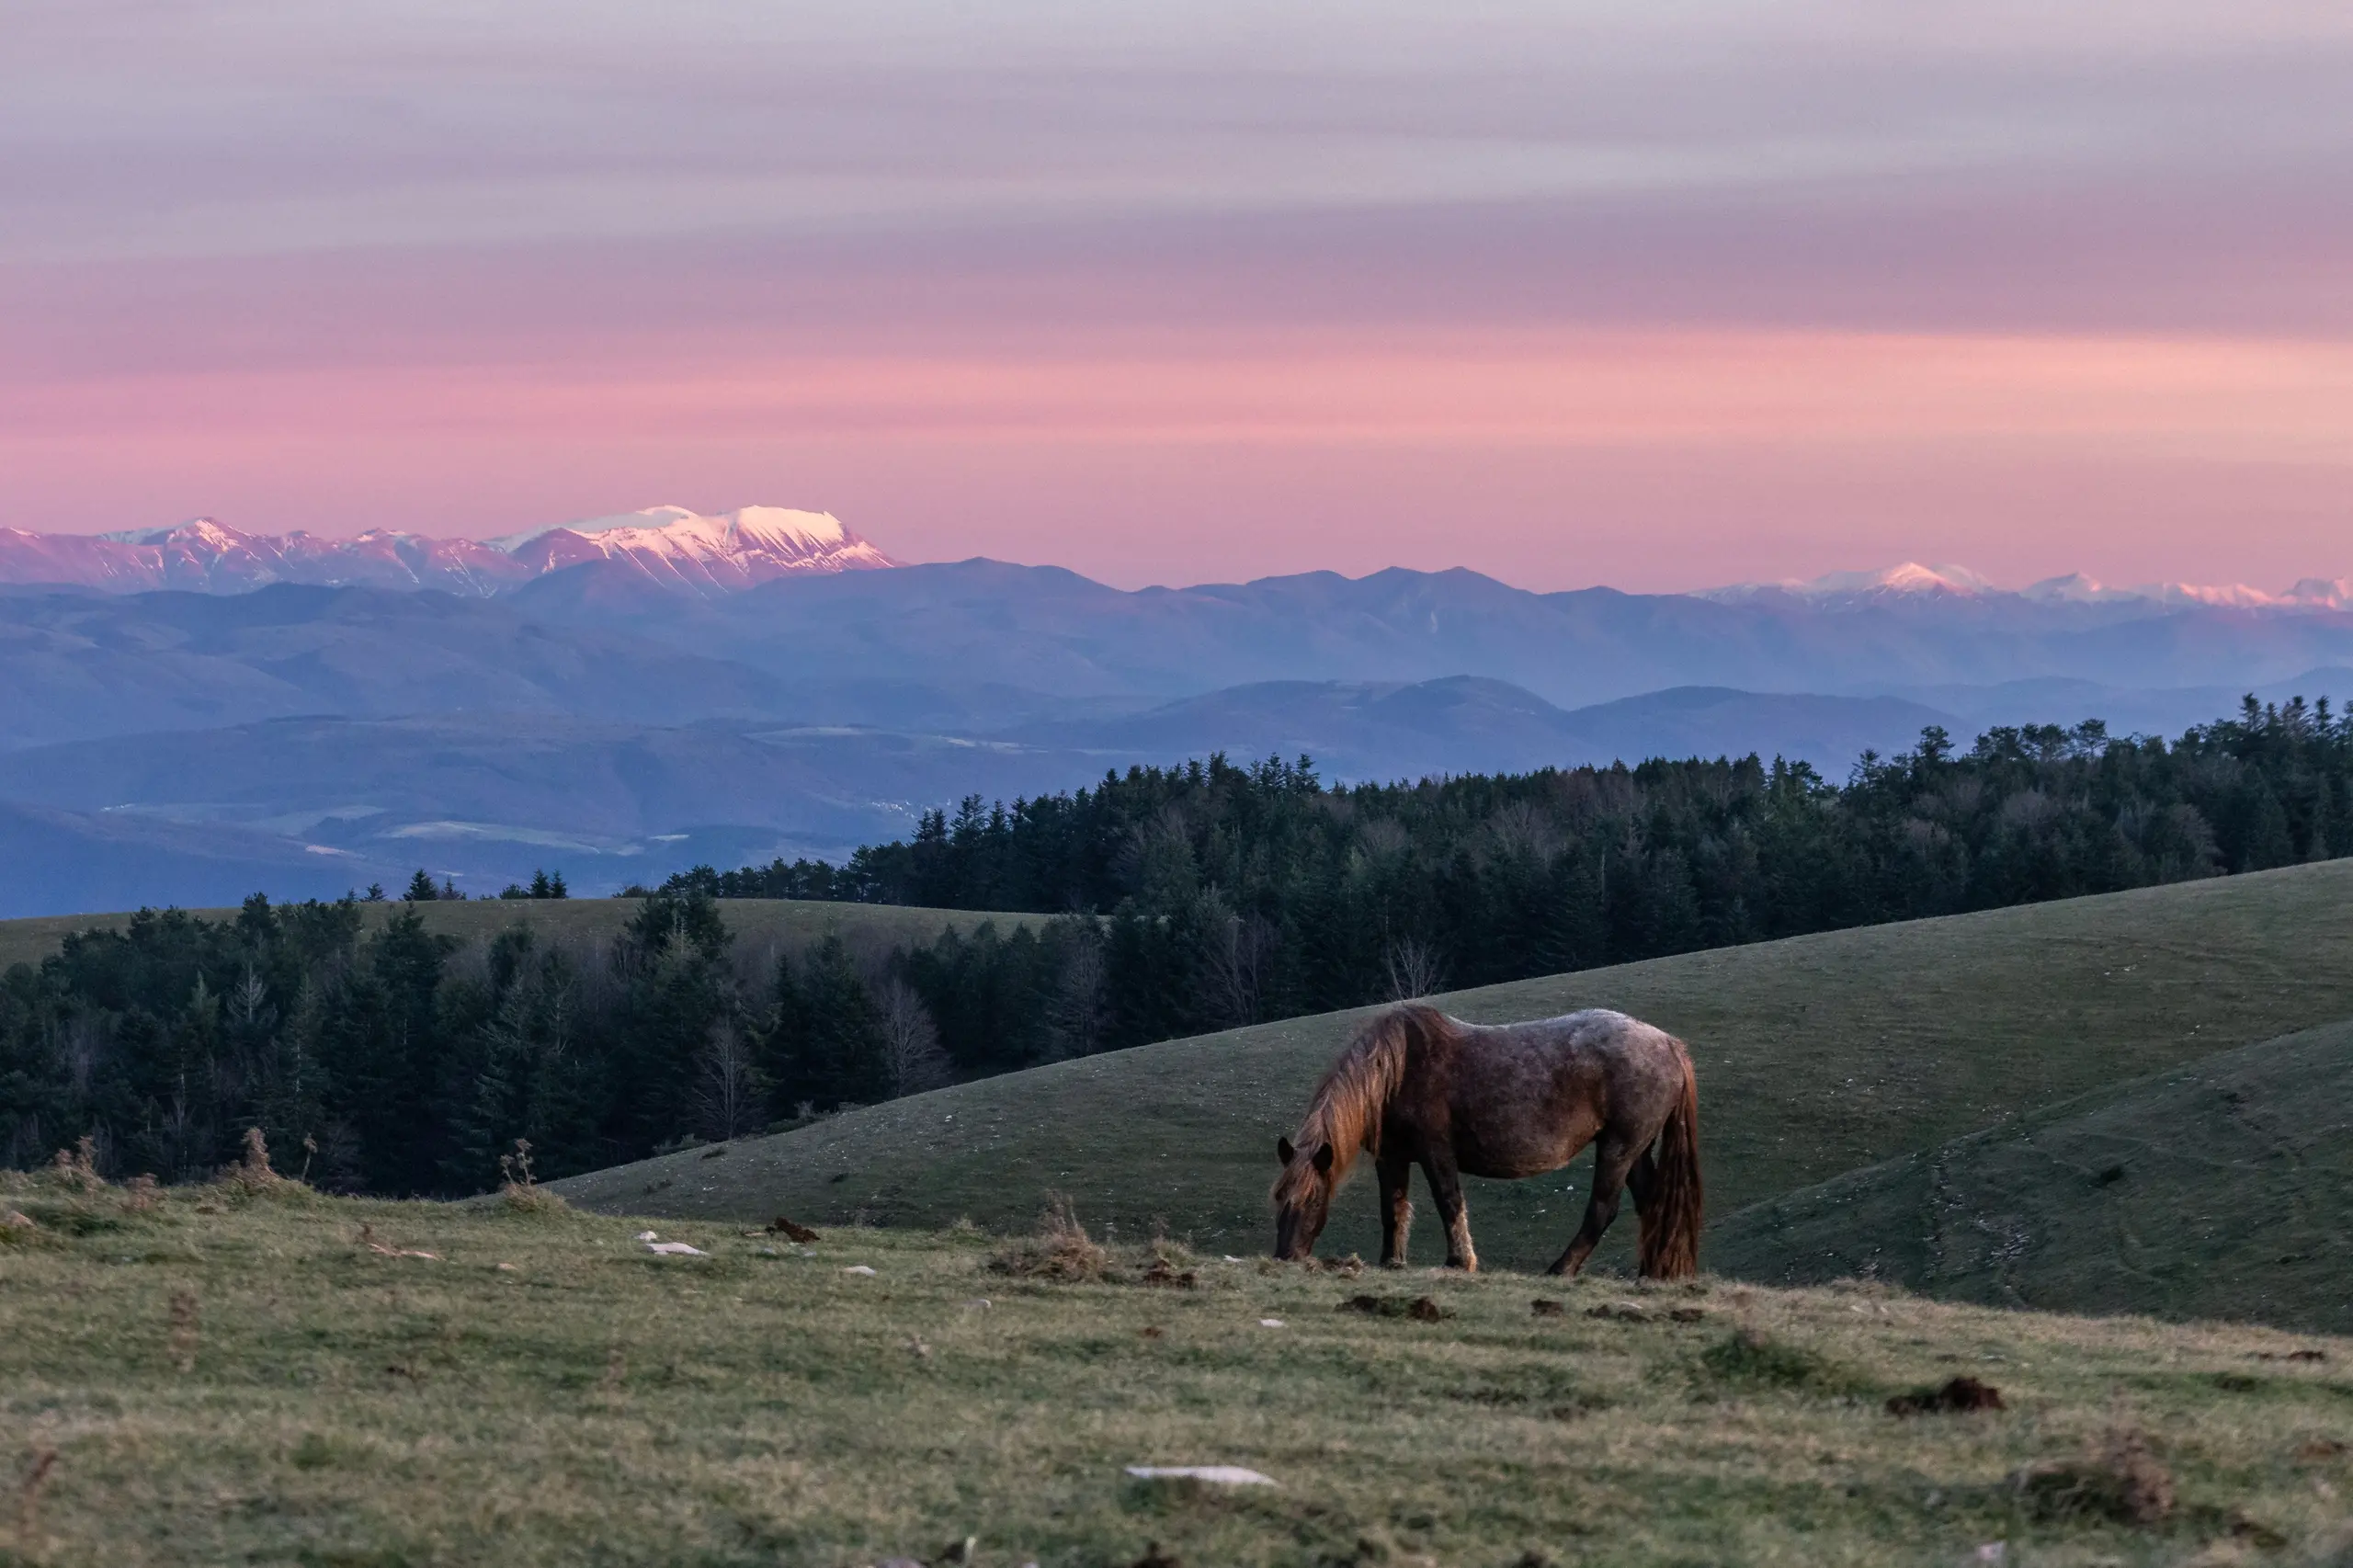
[1709,1017,2353,1332]
[551,859,2353,1295]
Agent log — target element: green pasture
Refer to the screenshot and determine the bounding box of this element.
[0,897,1037,973]
[6,1173,2350,1567]
[1712,1017,2353,1334]
[554,860,2353,1284]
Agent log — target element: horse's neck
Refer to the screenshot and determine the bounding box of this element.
[1313,1077,1382,1166]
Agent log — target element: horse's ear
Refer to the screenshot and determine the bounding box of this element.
[1277,1136,1297,1167]
[1312,1143,1336,1175]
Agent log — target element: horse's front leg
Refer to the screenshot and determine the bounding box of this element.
[1377,1153,1414,1267]
[1548,1133,1640,1278]
[1421,1147,1477,1272]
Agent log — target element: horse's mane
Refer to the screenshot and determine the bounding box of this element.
[1273,1003,1447,1200]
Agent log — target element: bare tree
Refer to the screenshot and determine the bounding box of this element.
[1046,917,1108,1060]
[877,980,950,1098]
[691,1019,765,1141]
[1208,903,1277,1028]
[1382,936,1447,1002]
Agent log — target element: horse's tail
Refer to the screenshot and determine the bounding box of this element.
[1636,1048,1704,1280]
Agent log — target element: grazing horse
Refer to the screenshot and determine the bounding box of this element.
[1271,1003,1702,1278]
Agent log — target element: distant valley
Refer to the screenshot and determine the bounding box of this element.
[2,505,2349,915]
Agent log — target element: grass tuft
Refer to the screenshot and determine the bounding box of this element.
[988,1196,1113,1281]
[1694,1328,1856,1394]
[2012,1425,2176,1526]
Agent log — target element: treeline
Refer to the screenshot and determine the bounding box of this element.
[0,890,998,1193]
[6,697,2347,1192]
[683,697,2352,1058]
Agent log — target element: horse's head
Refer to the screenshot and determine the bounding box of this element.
[1270,1135,1337,1260]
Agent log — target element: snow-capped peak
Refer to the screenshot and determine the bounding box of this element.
[491,505,895,594]
[1704,562,2353,612]
[492,504,857,554]
[2025,573,2353,610]
[97,516,253,549]
[1701,562,1995,602]
[2,505,897,598]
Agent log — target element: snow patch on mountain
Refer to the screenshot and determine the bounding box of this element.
[1701,562,1999,602]
[1708,562,2353,612]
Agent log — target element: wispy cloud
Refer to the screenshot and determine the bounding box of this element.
[3,0,2348,587]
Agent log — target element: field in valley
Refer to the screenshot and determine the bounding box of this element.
[554,861,2353,1296]
[6,1172,2351,1568]
[0,897,1037,974]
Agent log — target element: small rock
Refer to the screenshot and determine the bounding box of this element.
[633,1230,659,1242]
[494,1262,518,1273]
[843,1265,877,1277]
[643,1241,707,1257]
[1125,1466,1276,1486]
[1586,1301,1650,1323]
[1257,1318,1285,1328]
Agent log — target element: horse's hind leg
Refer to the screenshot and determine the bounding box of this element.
[1547,1132,1642,1278]
[1627,1146,1659,1215]
[1377,1153,1414,1267]
[1421,1147,1478,1272]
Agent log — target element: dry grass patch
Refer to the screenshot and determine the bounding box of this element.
[987,1196,1115,1281]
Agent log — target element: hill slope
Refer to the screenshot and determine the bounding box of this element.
[554,859,2353,1276]
[1710,1017,2353,1332]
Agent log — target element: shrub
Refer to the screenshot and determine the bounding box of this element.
[498,1139,569,1216]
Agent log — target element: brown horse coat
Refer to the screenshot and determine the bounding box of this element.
[1272,1004,1702,1277]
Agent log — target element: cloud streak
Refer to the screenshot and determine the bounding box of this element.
[3,0,2349,588]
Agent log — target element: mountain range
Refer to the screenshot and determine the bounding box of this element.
[2,506,2349,916]
[0,506,894,599]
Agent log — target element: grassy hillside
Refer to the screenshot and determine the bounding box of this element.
[1711,1017,2353,1333]
[555,860,2353,1276]
[6,1173,2349,1566]
[0,896,1039,972]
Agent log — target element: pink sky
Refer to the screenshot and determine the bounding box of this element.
[4,2,2349,592]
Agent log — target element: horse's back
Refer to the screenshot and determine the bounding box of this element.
[1469,1007,1680,1067]
[1454,1008,1688,1124]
